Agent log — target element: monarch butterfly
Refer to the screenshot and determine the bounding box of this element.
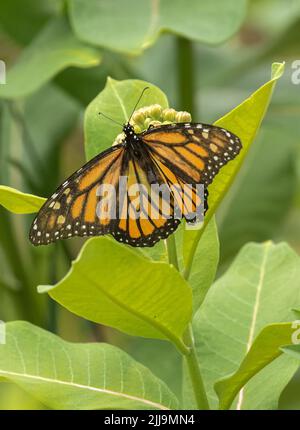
[29,116,241,248]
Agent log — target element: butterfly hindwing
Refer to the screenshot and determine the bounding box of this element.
[111,149,181,247]
[148,153,207,224]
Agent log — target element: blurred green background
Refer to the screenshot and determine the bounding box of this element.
[0,0,300,409]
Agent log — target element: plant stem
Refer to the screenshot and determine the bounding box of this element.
[166,234,209,409]
[184,325,210,410]
[176,37,196,117]
[47,245,59,333]
[183,223,207,281]
[165,234,179,271]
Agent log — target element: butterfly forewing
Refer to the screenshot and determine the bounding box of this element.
[29,145,124,245]
[141,122,242,187]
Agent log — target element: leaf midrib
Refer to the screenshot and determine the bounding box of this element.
[109,79,129,121]
[0,369,170,410]
[68,264,189,354]
[236,242,271,410]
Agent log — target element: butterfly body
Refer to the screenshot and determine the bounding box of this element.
[30,121,242,247]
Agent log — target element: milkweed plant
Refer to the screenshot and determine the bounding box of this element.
[1,0,300,412]
[1,61,300,410]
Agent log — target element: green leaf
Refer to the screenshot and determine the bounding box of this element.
[0,185,45,214]
[0,16,101,99]
[84,77,168,159]
[0,382,46,410]
[69,0,247,54]
[161,0,247,45]
[183,62,285,277]
[126,337,182,399]
[210,62,285,223]
[193,241,300,409]
[0,321,178,410]
[39,237,192,353]
[183,217,219,311]
[215,322,297,410]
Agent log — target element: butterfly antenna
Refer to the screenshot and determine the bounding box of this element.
[128,86,149,124]
[98,112,123,127]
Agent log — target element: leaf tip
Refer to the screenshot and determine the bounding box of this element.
[37,284,52,294]
[271,62,285,80]
[106,76,116,87]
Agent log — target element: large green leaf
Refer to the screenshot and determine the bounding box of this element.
[69,0,247,55]
[0,16,101,99]
[0,185,45,214]
[39,237,192,353]
[0,321,178,410]
[193,241,300,409]
[183,63,285,278]
[84,78,168,159]
[215,323,298,410]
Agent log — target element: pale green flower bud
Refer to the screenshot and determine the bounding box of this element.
[112,104,192,144]
[148,104,163,120]
[143,117,152,129]
[162,108,177,122]
[176,111,192,123]
[131,111,146,126]
[133,124,142,134]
